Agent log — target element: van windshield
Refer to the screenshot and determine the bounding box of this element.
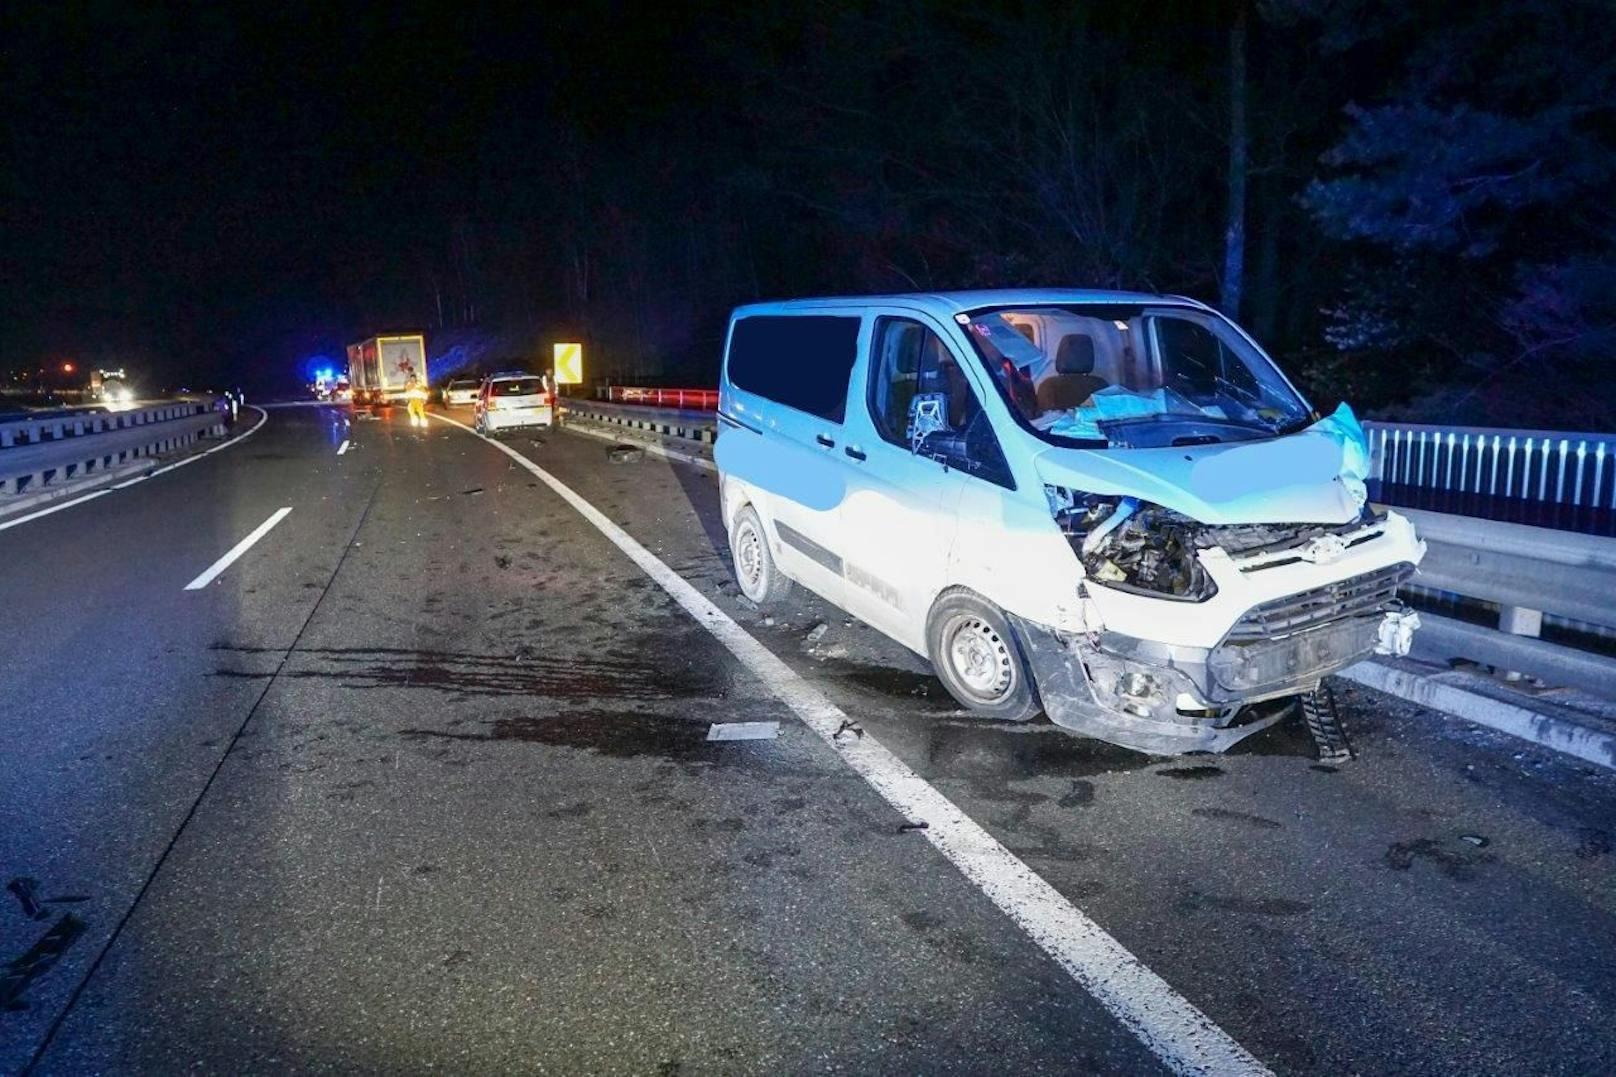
[960,305,1313,448]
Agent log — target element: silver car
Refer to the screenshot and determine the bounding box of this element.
[441,378,481,407]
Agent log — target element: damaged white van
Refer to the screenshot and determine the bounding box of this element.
[715,291,1424,755]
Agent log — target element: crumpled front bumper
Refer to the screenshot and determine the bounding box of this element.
[1012,605,1421,756]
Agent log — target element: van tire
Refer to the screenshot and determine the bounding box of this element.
[926,592,1040,722]
[730,505,792,606]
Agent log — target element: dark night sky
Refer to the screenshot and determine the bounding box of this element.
[4,2,1612,425]
[2,4,567,388]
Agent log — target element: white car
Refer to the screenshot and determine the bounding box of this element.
[442,378,481,407]
[474,371,554,435]
[715,289,1425,755]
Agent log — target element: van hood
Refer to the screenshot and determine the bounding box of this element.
[1031,403,1371,526]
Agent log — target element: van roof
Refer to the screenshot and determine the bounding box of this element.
[730,288,1211,319]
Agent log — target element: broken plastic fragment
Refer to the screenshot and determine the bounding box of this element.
[706,721,780,742]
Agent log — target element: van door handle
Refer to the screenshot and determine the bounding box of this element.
[816,434,835,448]
[844,446,867,461]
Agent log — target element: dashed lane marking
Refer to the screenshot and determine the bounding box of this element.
[182,506,292,591]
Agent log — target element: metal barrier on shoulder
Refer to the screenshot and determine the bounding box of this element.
[0,399,227,496]
[1399,506,1616,698]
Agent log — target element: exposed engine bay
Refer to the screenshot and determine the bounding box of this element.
[1044,486,1385,600]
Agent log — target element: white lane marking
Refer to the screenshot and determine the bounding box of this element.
[433,411,1269,1076]
[337,439,351,455]
[0,406,270,535]
[182,507,293,591]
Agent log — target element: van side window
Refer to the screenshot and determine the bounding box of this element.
[728,314,861,423]
[868,318,1014,490]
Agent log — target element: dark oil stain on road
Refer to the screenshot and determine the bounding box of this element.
[1575,828,1612,859]
[820,658,951,709]
[1156,765,1226,781]
[1383,837,1496,879]
[1192,807,1285,830]
[1,913,86,1011]
[915,721,1153,781]
[1057,779,1096,808]
[1176,891,1312,917]
[899,910,983,965]
[212,643,723,701]
[402,709,780,768]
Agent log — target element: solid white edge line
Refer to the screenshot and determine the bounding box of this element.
[431,411,1270,1076]
[182,506,293,591]
[0,405,271,534]
[337,439,350,455]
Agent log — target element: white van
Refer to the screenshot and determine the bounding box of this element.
[715,290,1425,755]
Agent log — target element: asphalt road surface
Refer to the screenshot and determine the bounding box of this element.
[2,403,1614,1074]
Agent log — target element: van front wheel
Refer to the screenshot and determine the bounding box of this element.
[927,593,1040,722]
[730,505,792,606]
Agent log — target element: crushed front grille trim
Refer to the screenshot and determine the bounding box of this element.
[1225,561,1414,642]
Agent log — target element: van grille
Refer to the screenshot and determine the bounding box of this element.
[1225,562,1414,642]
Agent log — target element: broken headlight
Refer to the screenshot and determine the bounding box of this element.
[1045,486,1218,603]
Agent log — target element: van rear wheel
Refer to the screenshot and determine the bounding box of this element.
[730,505,792,606]
[927,592,1040,722]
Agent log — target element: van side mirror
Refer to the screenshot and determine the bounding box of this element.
[906,392,947,452]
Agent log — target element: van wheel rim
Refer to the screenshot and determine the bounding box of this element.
[946,616,1013,700]
[736,522,764,595]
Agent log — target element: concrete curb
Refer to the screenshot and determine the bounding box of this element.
[1340,659,1616,771]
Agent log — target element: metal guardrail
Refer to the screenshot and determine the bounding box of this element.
[1399,507,1616,697]
[1365,421,1615,536]
[562,398,717,444]
[0,399,225,495]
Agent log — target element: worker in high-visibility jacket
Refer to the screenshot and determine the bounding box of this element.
[404,375,429,428]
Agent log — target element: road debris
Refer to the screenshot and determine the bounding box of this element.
[607,444,644,463]
[898,820,930,833]
[0,913,86,1011]
[6,877,47,921]
[805,622,829,643]
[1302,686,1354,765]
[706,721,780,742]
[832,719,863,741]
[1460,834,1490,847]
[462,487,485,496]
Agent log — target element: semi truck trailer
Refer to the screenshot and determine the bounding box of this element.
[347,333,427,407]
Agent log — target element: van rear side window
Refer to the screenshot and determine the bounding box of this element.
[728,315,861,423]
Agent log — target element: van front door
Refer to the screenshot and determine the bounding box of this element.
[838,315,998,652]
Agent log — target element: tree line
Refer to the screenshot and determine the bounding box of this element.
[412,0,1615,428]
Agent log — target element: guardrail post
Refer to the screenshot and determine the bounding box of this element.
[1498,605,1544,682]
